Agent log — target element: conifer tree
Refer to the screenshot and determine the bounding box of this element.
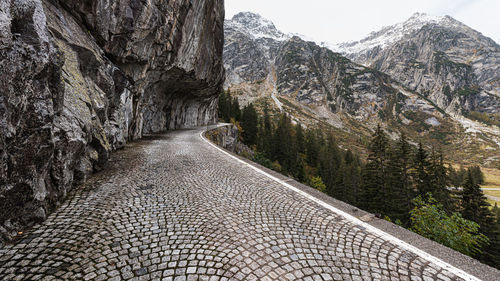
[448,165,461,188]
[342,151,362,206]
[218,90,229,122]
[305,129,319,167]
[295,124,306,154]
[429,148,454,212]
[230,96,241,121]
[319,135,343,199]
[271,114,294,172]
[469,165,485,185]
[413,142,433,196]
[241,103,258,146]
[385,138,412,224]
[258,102,273,157]
[294,155,307,182]
[397,134,414,215]
[360,125,388,213]
[461,171,500,267]
[461,171,491,224]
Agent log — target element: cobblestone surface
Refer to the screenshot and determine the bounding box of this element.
[0,128,478,280]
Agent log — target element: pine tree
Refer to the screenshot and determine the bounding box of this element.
[305,129,319,167]
[397,133,414,217]
[295,124,306,154]
[461,171,500,268]
[469,165,485,185]
[385,136,413,225]
[271,113,294,173]
[320,135,343,199]
[448,165,461,188]
[258,102,273,158]
[230,96,241,121]
[218,90,229,122]
[429,148,454,212]
[241,103,258,146]
[461,171,491,224]
[360,125,388,214]
[343,153,362,206]
[294,155,307,182]
[413,142,433,197]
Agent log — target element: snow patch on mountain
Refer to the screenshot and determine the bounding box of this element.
[329,12,456,55]
[226,12,290,41]
[226,12,324,44]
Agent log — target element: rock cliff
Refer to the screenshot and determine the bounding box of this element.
[224,12,500,167]
[333,13,500,116]
[0,0,224,241]
[224,13,441,124]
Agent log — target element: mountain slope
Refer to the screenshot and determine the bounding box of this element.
[332,12,500,116]
[224,12,500,167]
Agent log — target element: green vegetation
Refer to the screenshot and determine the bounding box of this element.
[449,165,484,186]
[433,51,472,75]
[218,90,241,123]
[410,194,489,256]
[456,86,479,97]
[241,103,258,146]
[394,92,407,114]
[442,84,452,99]
[465,111,500,128]
[309,176,326,193]
[218,90,500,269]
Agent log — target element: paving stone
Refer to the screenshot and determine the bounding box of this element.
[0,128,475,280]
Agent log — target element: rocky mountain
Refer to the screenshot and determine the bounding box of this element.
[332,12,500,116]
[224,12,500,167]
[226,13,423,120]
[0,0,224,241]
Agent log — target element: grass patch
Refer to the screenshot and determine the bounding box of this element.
[487,199,499,207]
[481,167,500,208]
[484,189,500,197]
[482,168,500,188]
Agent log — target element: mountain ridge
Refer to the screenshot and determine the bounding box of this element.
[223,11,500,167]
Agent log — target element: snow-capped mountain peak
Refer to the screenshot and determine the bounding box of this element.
[225,12,290,41]
[330,12,453,54]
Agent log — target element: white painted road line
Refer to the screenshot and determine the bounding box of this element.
[201,129,482,281]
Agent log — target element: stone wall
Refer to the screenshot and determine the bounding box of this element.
[0,0,224,241]
[206,125,254,158]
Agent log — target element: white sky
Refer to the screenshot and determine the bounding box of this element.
[225,0,500,44]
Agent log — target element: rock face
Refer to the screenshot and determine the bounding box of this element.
[224,12,500,167]
[224,12,438,122]
[205,125,254,158]
[0,0,224,241]
[333,12,500,115]
[275,37,399,119]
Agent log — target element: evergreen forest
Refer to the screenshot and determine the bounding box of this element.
[218,90,500,269]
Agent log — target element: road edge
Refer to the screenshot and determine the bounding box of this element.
[200,125,498,281]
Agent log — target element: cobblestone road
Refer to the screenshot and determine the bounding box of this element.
[0,128,490,280]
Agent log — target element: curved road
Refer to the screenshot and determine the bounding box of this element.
[0,127,498,280]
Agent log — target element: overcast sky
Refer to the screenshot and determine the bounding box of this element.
[225,0,500,44]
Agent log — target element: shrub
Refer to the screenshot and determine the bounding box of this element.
[410,193,489,256]
[309,176,326,193]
